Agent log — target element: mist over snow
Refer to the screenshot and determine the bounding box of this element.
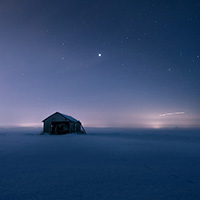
[1,128,200,200]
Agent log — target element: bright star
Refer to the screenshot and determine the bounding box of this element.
[98,53,102,57]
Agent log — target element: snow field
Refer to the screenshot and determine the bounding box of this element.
[0,128,200,200]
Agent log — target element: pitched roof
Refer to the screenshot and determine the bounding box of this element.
[42,112,79,122]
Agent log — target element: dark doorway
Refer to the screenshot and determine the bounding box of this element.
[51,121,70,134]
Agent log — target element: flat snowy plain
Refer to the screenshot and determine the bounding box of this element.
[0,127,200,200]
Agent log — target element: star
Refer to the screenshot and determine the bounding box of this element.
[98,53,102,57]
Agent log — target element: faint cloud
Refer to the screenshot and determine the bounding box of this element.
[159,112,185,117]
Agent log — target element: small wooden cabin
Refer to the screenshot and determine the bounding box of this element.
[42,112,86,134]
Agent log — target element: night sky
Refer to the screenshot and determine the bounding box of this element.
[0,0,200,128]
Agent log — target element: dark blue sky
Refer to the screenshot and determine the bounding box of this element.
[0,0,200,128]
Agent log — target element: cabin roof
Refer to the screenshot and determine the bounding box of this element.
[42,112,79,122]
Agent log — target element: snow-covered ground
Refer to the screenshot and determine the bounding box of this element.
[0,127,200,200]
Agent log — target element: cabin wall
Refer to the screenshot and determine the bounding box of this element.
[43,113,69,133]
[43,113,85,134]
[68,122,78,133]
